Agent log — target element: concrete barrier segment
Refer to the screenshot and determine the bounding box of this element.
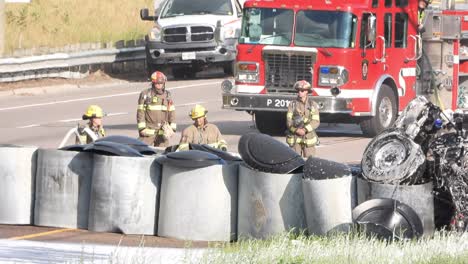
[302,175,356,236]
[356,178,435,237]
[88,154,161,235]
[237,164,306,239]
[0,145,38,225]
[158,163,238,241]
[34,149,93,229]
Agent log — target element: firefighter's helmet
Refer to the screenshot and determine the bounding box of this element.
[189,104,208,119]
[151,71,167,84]
[294,80,312,92]
[82,105,104,120]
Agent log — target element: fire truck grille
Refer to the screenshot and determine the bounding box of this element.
[264,53,313,93]
[163,26,214,43]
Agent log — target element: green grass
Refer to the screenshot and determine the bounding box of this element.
[4,0,154,54]
[200,231,468,264]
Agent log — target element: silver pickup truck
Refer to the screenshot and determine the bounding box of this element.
[140,0,243,78]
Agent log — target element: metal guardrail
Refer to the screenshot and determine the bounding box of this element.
[0,46,146,82]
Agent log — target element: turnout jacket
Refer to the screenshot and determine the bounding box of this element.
[286,96,320,146]
[75,124,105,144]
[137,88,176,136]
[178,123,227,151]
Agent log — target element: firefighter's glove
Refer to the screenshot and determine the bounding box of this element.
[162,122,175,140]
[140,128,155,137]
[296,128,306,136]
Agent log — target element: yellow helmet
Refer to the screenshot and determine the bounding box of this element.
[82,105,104,120]
[189,104,207,119]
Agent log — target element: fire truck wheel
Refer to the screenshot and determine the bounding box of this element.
[360,85,397,137]
[254,111,287,136]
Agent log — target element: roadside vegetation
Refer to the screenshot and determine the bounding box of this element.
[4,0,153,54]
[200,231,468,264]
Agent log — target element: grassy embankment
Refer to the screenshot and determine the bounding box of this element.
[4,0,154,55]
[200,232,468,264]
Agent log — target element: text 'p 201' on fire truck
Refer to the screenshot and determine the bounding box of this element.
[221,0,468,136]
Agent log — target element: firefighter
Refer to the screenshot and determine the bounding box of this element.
[75,105,106,144]
[137,71,176,147]
[178,104,227,151]
[418,0,430,33]
[286,80,320,158]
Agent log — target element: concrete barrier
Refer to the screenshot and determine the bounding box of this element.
[158,163,238,241]
[357,178,435,237]
[88,155,161,235]
[34,149,93,229]
[237,164,306,239]
[302,176,356,235]
[0,145,38,225]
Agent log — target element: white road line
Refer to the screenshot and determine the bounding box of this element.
[18,112,131,128]
[106,112,128,117]
[17,124,40,128]
[58,118,81,123]
[0,81,221,112]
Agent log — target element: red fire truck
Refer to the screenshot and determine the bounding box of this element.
[221,0,468,136]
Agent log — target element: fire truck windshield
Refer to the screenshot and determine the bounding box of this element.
[295,10,357,48]
[239,8,294,46]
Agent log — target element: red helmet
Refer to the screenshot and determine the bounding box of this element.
[151,71,167,84]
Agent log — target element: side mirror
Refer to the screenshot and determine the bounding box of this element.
[366,15,376,43]
[140,8,157,21]
[215,20,224,43]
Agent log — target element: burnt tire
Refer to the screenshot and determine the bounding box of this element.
[360,84,397,137]
[254,111,287,136]
[361,129,426,184]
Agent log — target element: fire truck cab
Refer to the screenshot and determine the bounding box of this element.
[222,0,468,136]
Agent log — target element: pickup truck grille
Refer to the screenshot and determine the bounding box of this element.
[163,26,214,43]
[264,53,314,93]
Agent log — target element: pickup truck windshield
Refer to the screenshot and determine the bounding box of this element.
[295,10,357,48]
[239,8,293,46]
[161,0,234,18]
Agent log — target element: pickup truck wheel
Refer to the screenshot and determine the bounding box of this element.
[360,84,397,137]
[147,63,158,78]
[172,68,185,79]
[223,62,234,75]
[255,111,287,136]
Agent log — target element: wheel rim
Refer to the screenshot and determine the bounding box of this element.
[373,140,407,172]
[379,97,393,128]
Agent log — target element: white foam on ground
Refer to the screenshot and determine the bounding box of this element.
[0,239,206,264]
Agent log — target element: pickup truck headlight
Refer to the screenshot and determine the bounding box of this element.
[236,62,259,83]
[224,26,238,39]
[318,66,349,87]
[149,27,162,41]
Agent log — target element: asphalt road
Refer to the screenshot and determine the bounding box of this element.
[0,71,370,164]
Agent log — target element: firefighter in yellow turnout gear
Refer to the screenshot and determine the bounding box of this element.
[137,71,177,147]
[286,80,320,158]
[178,105,227,151]
[75,105,106,144]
